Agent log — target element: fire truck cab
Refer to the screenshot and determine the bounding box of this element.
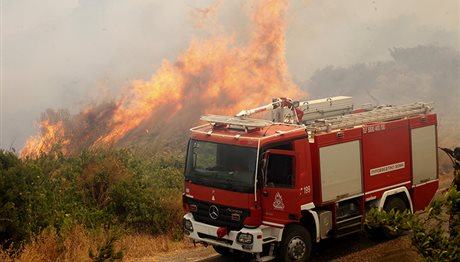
[183,97,438,261]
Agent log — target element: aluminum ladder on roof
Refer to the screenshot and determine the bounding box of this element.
[200,115,273,131]
[305,102,434,133]
[272,96,354,124]
[201,96,354,129]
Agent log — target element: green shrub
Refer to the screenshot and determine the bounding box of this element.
[0,151,56,245]
[365,186,460,261]
[0,148,185,249]
[365,208,413,234]
[411,186,460,261]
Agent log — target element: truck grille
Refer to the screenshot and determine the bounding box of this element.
[185,198,249,230]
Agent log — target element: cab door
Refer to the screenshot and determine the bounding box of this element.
[261,149,301,226]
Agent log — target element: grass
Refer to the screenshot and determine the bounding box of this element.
[0,225,195,262]
[1,225,90,262]
[121,234,195,261]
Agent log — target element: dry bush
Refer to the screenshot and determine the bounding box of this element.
[78,155,132,207]
[0,245,16,262]
[121,234,194,261]
[13,228,59,262]
[59,224,92,262]
[0,224,194,262]
[0,225,126,262]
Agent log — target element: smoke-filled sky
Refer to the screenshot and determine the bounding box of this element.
[1,0,459,150]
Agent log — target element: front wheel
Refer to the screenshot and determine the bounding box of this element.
[278,224,312,262]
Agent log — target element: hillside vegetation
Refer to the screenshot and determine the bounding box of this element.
[0,148,184,260]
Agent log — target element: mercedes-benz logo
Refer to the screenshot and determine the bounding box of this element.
[209,205,219,220]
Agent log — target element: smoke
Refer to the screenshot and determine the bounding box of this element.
[19,0,303,157]
[2,0,459,152]
[3,0,239,151]
[306,46,459,122]
[305,45,460,171]
[285,0,459,81]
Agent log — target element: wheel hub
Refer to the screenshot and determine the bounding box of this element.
[287,237,306,260]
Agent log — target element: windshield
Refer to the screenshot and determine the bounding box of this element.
[185,139,257,193]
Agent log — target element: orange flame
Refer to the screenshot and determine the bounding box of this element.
[96,61,185,144]
[21,120,69,158]
[21,0,305,157]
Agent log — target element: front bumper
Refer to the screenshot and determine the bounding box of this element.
[183,213,282,253]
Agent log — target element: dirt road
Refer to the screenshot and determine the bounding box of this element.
[157,234,419,262]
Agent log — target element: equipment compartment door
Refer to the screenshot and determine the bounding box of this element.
[319,140,363,203]
[261,149,300,225]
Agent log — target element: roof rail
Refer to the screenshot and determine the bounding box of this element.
[306,102,433,133]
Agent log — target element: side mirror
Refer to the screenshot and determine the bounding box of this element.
[261,151,271,186]
[192,152,197,168]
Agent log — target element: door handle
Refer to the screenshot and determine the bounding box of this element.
[263,191,269,197]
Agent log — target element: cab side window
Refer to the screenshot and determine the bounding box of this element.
[266,154,294,188]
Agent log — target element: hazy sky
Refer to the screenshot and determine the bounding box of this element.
[1,0,459,150]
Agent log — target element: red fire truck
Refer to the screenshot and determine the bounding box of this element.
[182,96,438,261]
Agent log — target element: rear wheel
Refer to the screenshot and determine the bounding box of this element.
[382,196,408,239]
[278,224,312,262]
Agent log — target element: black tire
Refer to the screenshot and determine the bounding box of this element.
[383,196,407,213]
[278,224,312,262]
[382,196,408,239]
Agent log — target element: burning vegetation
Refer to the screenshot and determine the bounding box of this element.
[20,0,304,158]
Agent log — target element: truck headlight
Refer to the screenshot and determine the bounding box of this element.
[183,219,193,233]
[237,233,253,244]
